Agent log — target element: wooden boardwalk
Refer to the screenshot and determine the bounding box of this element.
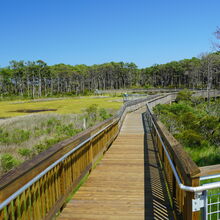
[58,108,174,220]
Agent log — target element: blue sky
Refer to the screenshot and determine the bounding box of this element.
[0,0,219,68]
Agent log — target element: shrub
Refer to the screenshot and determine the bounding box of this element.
[0,129,30,144]
[12,129,30,144]
[33,137,62,154]
[0,153,21,172]
[18,148,32,159]
[175,130,203,147]
[33,143,49,154]
[179,112,197,129]
[99,108,111,120]
[85,104,98,121]
[176,89,193,102]
[169,103,192,115]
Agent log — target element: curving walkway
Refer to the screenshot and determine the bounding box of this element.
[58,108,174,220]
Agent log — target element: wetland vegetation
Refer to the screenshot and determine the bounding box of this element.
[0,97,120,176]
[154,90,220,166]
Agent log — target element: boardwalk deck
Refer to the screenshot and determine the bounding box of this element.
[58,108,174,220]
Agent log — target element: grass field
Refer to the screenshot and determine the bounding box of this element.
[0,96,123,118]
[0,96,123,176]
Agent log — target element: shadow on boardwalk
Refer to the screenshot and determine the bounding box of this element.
[142,113,175,220]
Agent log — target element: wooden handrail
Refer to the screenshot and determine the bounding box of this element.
[0,94,160,220]
[0,90,219,220]
[199,164,220,177]
[147,90,220,220]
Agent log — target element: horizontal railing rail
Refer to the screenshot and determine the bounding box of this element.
[0,121,115,211]
[0,93,161,220]
[146,90,220,220]
[148,114,220,192]
[0,90,219,220]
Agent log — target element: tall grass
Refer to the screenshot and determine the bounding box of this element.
[0,106,115,176]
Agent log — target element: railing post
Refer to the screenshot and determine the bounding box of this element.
[184,177,200,220]
[89,140,93,170]
[59,162,65,199]
[202,190,207,220]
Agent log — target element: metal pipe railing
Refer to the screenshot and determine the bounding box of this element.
[0,120,115,211]
[146,103,220,193]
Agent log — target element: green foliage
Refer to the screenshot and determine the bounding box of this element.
[0,153,21,172]
[33,137,62,154]
[176,89,193,102]
[0,129,30,144]
[169,103,193,115]
[18,148,32,159]
[154,97,220,166]
[99,108,111,120]
[179,112,197,129]
[33,143,49,154]
[175,130,203,147]
[85,104,98,121]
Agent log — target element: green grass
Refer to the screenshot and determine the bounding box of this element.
[184,146,220,167]
[0,96,122,176]
[0,96,122,118]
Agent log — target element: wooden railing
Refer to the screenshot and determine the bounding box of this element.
[0,94,160,220]
[146,90,220,220]
[0,90,219,220]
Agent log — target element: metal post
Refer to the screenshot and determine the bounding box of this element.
[202,190,208,220]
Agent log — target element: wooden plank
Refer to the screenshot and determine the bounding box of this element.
[58,108,175,220]
[154,119,200,183]
[198,164,220,177]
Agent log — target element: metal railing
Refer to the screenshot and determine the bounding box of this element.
[204,188,220,220]
[146,96,220,220]
[0,94,161,220]
[0,91,219,220]
[0,121,115,211]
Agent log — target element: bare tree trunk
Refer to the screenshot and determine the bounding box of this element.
[38,71,42,97]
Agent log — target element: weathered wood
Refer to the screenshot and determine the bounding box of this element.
[184,177,200,220]
[58,108,175,219]
[153,119,200,183]
[150,111,201,219]
[199,164,220,177]
[0,93,208,219]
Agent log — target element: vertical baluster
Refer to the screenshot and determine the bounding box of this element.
[39,177,46,218]
[7,201,14,220]
[20,192,26,220]
[0,207,5,220]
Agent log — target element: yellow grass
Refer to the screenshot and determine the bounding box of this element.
[0,96,123,118]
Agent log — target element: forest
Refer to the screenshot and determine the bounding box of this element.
[1,51,220,99]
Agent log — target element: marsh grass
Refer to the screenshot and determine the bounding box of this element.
[0,96,122,118]
[0,104,116,176]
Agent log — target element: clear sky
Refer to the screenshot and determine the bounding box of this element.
[0,0,219,68]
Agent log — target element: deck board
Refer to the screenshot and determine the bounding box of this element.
[58,108,174,220]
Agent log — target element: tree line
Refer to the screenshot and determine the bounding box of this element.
[1,27,220,98]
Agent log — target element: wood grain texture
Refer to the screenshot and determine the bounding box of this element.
[58,108,174,220]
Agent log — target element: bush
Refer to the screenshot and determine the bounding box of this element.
[12,129,30,144]
[175,130,203,147]
[99,108,111,120]
[169,103,192,115]
[0,129,30,144]
[0,153,21,172]
[176,89,193,102]
[33,137,62,154]
[179,112,197,129]
[33,143,49,154]
[18,148,32,159]
[85,104,98,121]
